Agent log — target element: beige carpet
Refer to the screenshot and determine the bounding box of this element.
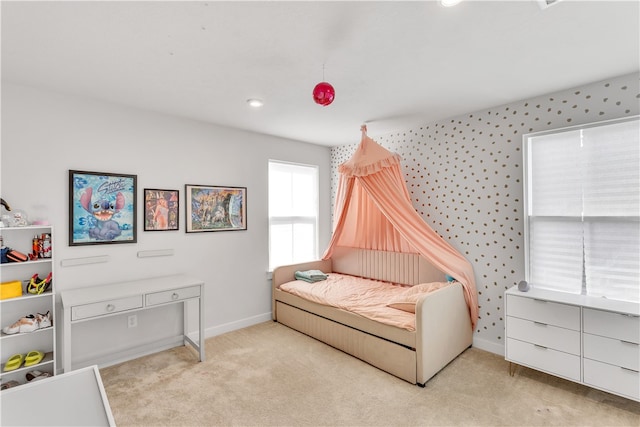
[100,321,640,426]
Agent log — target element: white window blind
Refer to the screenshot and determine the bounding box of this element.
[529,219,584,294]
[525,116,640,302]
[268,160,319,271]
[582,121,640,216]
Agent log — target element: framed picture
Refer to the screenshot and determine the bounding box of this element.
[185,184,247,232]
[144,189,179,231]
[69,170,137,245]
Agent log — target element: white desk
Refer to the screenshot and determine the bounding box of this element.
[1,365,115,426]
[61,274,205,372]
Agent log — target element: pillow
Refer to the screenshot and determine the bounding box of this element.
[387,295,420,313]
[406,281,450,294]
[387,302,416,313]
[386,282,451,313]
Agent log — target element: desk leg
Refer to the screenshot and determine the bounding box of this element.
[181,296,205,362]
[63,307,72,372]
[182,300,188,348]
[199,285,205,362]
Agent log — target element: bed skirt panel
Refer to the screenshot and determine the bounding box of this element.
[276,301,417,384]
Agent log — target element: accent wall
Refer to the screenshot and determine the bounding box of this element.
[330,72,640,353]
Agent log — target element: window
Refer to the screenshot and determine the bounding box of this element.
[524,116,639,302]
[268,160,319,271]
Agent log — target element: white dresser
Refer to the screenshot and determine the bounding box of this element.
[505,286,639,401]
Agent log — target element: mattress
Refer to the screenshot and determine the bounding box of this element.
[279,273,450,331]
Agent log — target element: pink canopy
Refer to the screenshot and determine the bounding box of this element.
[322,127,479,329]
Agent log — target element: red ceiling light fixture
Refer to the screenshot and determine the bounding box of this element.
[313,82,335,106]
[312,64,335,106]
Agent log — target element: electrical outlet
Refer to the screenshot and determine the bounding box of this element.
[127,315,137,328]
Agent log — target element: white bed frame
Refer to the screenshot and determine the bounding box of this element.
[272,247,473,385]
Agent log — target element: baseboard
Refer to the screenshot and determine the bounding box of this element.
[184,312,272,342]
[67,316,504,372]
[472,336,504,356]
[62,313,272,374]
[70,336,186,371]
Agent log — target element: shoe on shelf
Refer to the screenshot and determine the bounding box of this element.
[2,314,38,335]
[25,370,51,382]
[3,354,24,372]
[35,311,52,329]
[24,351,44,367]
[27,273,52,295]
[1,380,20,390]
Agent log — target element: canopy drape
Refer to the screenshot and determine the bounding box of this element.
[323,128,479,329]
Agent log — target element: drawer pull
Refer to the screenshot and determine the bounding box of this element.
[106,304,115,312]
[171,292,179,300]
[620,366,639,373]
[620,340,638,346]
[534,344,548,350]
[533,299,547,303]
[534,321,548,327]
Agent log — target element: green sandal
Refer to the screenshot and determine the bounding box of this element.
[3,354,24,371]
[24,351,44,367]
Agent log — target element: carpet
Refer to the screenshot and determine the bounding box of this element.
[100,321,640,426]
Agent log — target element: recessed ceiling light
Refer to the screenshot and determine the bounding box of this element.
[246,98,264,108]
[537,0,563,9]
[440,0,462,7]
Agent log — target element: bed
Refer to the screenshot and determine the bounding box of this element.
[272,246,473,386]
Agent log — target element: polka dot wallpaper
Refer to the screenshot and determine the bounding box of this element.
[330,72,639,352]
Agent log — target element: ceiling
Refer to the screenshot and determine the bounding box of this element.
[2,1,638,146]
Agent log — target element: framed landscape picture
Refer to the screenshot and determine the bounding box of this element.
[69,170,137,245]
[185,184,247,233]
[144,189,179,231]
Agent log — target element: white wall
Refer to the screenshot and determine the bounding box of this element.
[1,83,332,369]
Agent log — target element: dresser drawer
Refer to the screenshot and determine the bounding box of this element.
[506,338,580,382]
[71,296,143,321]
[507,295,580,330]
[507,316,580,355]
[584,333,639,371]
[583,308,639,344]
[584,358,640,401]
[145,285,200,306]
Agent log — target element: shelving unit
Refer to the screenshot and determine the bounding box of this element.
[0,225,56,390]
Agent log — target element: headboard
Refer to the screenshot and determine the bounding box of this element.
[331,246,445,286]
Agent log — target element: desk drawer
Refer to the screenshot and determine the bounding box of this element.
[145,285,200,306]
[71,296,143,321]
[507,316,580,355]
[507,295,580,330]
[506,338,580,382]
[584,358,639,401]
[584,333,639,371]
[583,308,639,344]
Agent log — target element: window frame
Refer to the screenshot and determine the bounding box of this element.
[268,160,320,271]
[523,115,639,301]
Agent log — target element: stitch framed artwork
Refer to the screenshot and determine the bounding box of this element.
[144,189,179,231]
[69,170,137,245]
[185,184,247,233]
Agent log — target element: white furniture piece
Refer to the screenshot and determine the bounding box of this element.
[61,274,205,372]
[1,365,115,426]
[505,285,639,401]
[0,225,56,389]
